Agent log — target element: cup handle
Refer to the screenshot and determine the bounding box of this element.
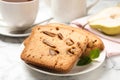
[87,0,100,12]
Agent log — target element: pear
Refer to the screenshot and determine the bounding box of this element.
[88,7,120,35]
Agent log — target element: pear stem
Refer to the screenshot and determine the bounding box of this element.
[71,22,89,29]
[82,22,89,29]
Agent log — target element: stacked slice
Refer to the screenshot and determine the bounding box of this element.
[21,23,104,73]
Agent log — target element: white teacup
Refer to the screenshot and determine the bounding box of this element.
[50,0,100,23]
[0,0,39,31]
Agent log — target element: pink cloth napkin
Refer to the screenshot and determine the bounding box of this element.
[70,16,120,58]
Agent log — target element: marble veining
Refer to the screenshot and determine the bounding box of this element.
[0,0,120,80]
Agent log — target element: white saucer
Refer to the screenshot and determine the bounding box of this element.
[0,27,31,37]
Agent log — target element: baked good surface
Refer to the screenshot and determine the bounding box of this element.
[45,23,104,56]
[21,24,88,73]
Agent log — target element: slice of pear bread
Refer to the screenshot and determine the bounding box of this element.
[21,24,88,73]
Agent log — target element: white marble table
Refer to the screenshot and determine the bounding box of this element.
[0,0,120,80]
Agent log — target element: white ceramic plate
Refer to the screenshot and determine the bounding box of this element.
[71,16,120,44]
[21,44,106,76]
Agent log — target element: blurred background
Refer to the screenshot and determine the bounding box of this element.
[38,0,120,22]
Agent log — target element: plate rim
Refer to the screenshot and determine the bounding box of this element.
[0,27,30,37]
[20,42,106,76]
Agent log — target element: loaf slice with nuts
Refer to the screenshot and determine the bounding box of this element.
[21,24,88,73]
[46,23,104,56]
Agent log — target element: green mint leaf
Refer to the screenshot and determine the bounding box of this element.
[77,56,92,66]
[89,48,100,59]
[77,48,101,66]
